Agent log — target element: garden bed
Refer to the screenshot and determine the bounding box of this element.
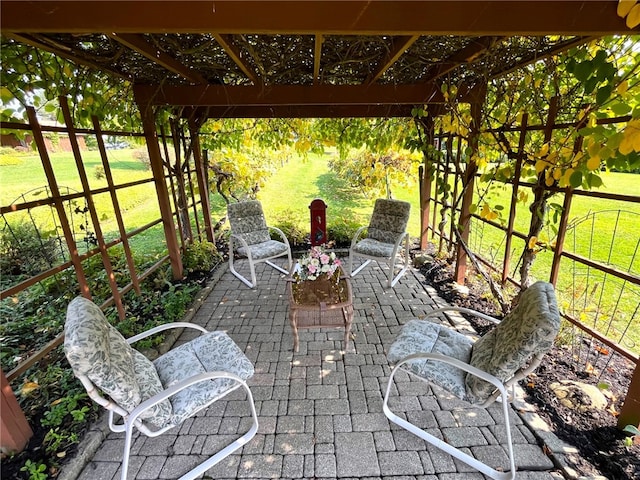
[417,252,640,480]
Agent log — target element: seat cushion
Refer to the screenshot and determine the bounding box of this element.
[387,320,474,400]
[352,238,395,258]
[154,330,255,426]
[239,239,289,260]
[466,281,560,403]
[65,297,172,427]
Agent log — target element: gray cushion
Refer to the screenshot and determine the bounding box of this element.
[154,330,255,426]
[387,320,474,400]
[465,281,560,403]
[367,199,411,244]
[227,201,271,245]
[65,297,172,427]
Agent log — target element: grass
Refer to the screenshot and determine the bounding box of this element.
[2,148,637,354]
[467,171,640,354]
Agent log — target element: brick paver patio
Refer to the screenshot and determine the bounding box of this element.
[65,258,571,480]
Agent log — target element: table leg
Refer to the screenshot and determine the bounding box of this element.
[289,310,299,352]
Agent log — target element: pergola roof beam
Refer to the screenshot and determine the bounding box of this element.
[367,35,420,85]
[1,1,633,35]
[314,34,324,85]
[424,36,502,83]
[212,33,261,85]
[4,33,130,81]
[133,83,448,108]
[109,33,208,85]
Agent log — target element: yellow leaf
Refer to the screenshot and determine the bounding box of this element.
[21,381,40,396]
[535,160,547,174]
[480,203,490,219]
[552,168,562,180]
[545,175,555,187]
[617,80,629,94]
[618,0,637,17]
[586,155,601,171]
[559,169,573,188]
[537,143,549,157]
[528,236,538,250]
[626,4,640,28]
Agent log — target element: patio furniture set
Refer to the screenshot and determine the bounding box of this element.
[63,198,560,480]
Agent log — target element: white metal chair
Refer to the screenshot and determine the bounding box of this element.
[64,296,259,480]
[348,198,411,288]
[383,281,560,480]
[227,200,292,288]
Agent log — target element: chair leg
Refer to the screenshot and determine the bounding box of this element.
[350,257,371,277]
[177,382,259,480]
[229,240,257,288]
[120,423,135,480]
[265,260,290,275]
[382,364,516,480]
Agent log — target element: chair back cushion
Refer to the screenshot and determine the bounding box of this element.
[65,297,172,427]
[367,199,411,244]
[465,282,560,403]
[227,200,271,245]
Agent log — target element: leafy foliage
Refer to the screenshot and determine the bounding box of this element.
[0,39,140,129]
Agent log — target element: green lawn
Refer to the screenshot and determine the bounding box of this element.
[2,148,637,353]
[467,171,640,354]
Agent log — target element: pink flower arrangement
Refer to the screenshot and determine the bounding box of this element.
[293,246,342,282]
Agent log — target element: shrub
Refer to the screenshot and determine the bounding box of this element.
[327,216,360,247]
[183,240,220,274]
[0,221,61,278]
[271,210,307,247]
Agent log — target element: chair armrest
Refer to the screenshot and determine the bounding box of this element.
[424,306,501,325]
[392,352,509,400]
[126,322,209,345]
[268,225,291,247]
[127,370,249,425]
[350,226,368,248]
[229,233,250,252]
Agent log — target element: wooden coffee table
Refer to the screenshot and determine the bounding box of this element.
[286,268,354,352]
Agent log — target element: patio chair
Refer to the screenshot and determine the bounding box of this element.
[382,281,560,480]
[348,198,411,288]
[64,296,258,480]
[227,200,292,288]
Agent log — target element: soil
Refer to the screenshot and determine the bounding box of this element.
[417,251,640,480]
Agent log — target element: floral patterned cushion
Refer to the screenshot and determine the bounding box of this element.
[352,238,395,258]
[65,297,173,427]
[387,320,474,400]
[367,199,411,245]
[238,239,290,260]
[228,201,271,246]
[465,281,560,403]
[154,330,255,426]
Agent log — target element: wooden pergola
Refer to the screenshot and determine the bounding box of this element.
[1,0,639,451]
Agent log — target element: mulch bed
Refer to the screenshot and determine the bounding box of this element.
[417,252,640,480]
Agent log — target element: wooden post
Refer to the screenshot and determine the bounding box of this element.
[417,115,435,250]
[619,363,640,429]
[26,107,90,298]
[60,98,125,319]
[140,107,184,279]
[190,122,215,243]
[1,370,32,455]
[502,113,528,284]
[454,83,485,284]
[92,115,141,295]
